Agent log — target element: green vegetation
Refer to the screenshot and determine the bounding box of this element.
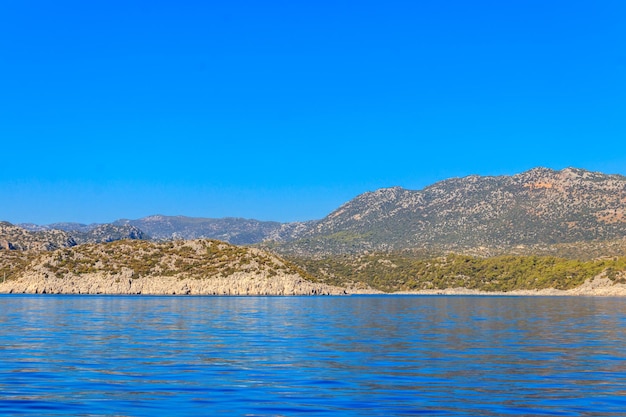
[289,253,626,292]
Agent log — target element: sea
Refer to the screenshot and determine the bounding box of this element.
[1,295,625,416]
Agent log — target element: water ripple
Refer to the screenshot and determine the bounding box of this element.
[1,295,625,416]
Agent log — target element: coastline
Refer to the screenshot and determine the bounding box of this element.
[0,272,348,296]
[395,275,626,297]
[1,274,626,296]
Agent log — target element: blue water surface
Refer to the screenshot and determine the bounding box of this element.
[1,295,625,416]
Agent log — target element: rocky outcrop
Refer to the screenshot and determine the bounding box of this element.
[563,273,626,296]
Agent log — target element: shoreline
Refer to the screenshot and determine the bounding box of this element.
[1,275,626,296]
[0,272,348,296]
[394,275,626,297]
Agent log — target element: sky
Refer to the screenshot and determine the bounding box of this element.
[1,0,625,224]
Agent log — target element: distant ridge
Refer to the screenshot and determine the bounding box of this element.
[112,215,310,245]
[2,222,144,250]
[1,221,76,251]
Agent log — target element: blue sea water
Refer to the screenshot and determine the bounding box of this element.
[1,295,625,416]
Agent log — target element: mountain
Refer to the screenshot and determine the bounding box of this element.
[112,215,309,245]
[0,222,76,251]
[1,222,145,251]
[19,222,101,233]
[276,167,626,255]
[16,216,310,247]
[71,224,145,245]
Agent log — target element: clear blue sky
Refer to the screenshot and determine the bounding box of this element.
[1,0,625,224]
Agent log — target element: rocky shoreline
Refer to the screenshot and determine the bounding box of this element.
[396,275,626,297]
[2,273,626,296]
[0,271,350,296]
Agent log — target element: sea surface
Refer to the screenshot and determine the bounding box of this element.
[1,295,625,416]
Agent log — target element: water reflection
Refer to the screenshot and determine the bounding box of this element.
[1,295,625,416]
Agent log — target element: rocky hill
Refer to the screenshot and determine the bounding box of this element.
[0,239,345,295]
[276,168,626,255]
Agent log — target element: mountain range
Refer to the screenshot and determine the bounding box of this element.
[2,222,144,250]
[5,167,626,256]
